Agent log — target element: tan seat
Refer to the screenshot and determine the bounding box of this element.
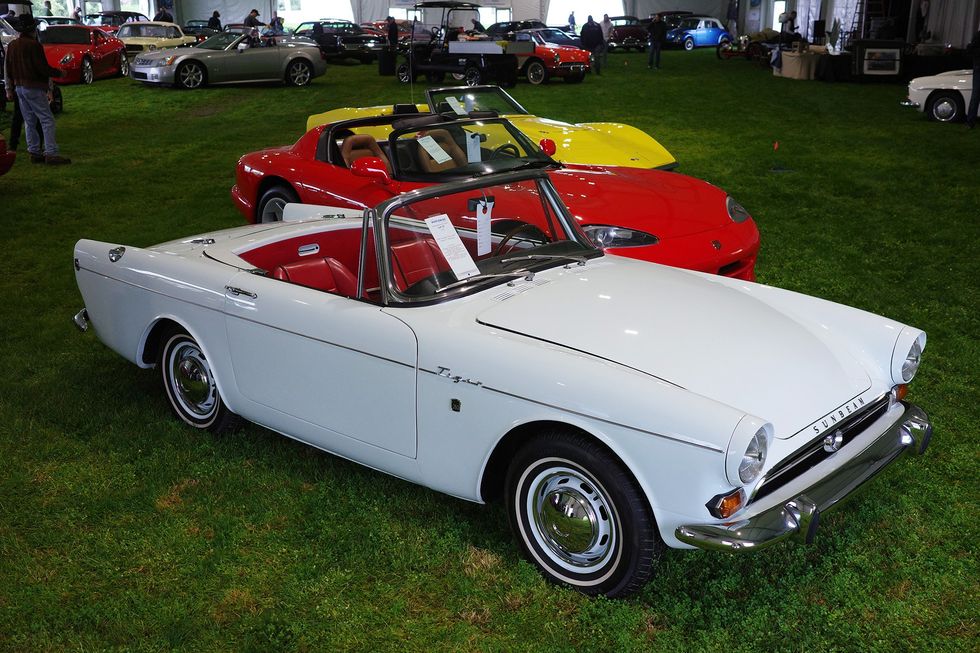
[340,134,390,171]
[417,129,467,173]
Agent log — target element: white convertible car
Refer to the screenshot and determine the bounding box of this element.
[72,171,932,597]
[902,68,974,122]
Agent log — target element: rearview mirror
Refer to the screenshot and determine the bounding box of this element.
[539,138,557,157]
[350,157,392,186]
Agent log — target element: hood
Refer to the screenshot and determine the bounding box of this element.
[120,36,183,45]
[43,43,89,61]
[550,167,732,239]
[511,115,674,169]
[475,258,871,439]
[910,69,971,88]
[132,47,183,59]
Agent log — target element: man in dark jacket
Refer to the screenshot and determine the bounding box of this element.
[3,15,69,164]
[207,11,222,31]
[386,16,399,47]
[647,14,666,69]
[153,6,173,22]
[966,28,980,129]
[579,15,603,75]
[244,9,265,28]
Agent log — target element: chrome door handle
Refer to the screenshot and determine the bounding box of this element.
[225,286,257,299]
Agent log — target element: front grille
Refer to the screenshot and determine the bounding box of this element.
[752,394,891,502]
[718,259,750,277]
[559,62,585,70]
[125,44,144,53]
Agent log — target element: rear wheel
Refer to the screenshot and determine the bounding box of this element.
[160,328,241,434]
[525,60,548,85]
[396,62,414,83]
[506,430,662,597]
[176,61,205,89]
[286,59,313,86]
[926,91,964,122]
[257,183,299,223]
[463,65,482,86]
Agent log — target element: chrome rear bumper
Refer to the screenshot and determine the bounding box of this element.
[676,403,931,552]
[73,308,90,332]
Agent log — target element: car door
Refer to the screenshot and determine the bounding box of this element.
[91,30,113,76]
[704,19,721,45]
[223,39,282,81]
[222,270,420,458]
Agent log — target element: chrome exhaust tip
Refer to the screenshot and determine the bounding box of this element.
[73,308,89,332]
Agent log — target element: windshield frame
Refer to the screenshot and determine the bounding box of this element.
[367,170,600,306]
[425,85,529,116]
[196,32,244,50]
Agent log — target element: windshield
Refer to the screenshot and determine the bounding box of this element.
[39,26,90,44]
[197,32,241,49]
[537,29,573,44]
[678,19,700,30]
[117,24,169,38]
[380,175,596,301]
[388,119,553,181]
[427,87,527,116]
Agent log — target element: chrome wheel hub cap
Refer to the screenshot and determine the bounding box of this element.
[170,342,217,418]
[261,198,287,222]
[529,467,614,570]
[934,100,956,121]
[290,64,310,85]
[182,66,203,87]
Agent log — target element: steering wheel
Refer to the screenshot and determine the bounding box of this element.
[490,143,521,159]
[492,223,551,257]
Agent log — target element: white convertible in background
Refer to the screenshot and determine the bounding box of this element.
[72,171,932,597]
[902,68,974,122]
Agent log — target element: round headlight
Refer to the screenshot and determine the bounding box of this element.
[726,196,752,223]
[582,224,659,249]
[739,429,768,484]
[891,328,926,385]
[902,338,923,382]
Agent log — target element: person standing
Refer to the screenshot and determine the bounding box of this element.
[244,9,265,28]
[207,11,221,30]
[647,14,666,69]
[599,14,613,68]
[966,27,980,129]
[4,15,69,164]
[153,5,173,23]
[386,15,399,47]
[580,15,603,75]
[567,11,575,34]
[470,18,485,33]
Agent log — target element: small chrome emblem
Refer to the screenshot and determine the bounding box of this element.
[711,240,722,250]
[823,430,844,453]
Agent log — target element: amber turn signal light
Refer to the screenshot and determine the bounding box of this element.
[894,384,909,401]
[706,487,746,519]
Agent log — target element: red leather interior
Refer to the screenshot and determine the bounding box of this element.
[271,257,358,296]
[390,239,450,290]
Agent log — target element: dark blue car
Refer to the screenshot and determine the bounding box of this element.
[666,16,732,51]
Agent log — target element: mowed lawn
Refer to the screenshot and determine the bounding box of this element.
[0,49,976,652]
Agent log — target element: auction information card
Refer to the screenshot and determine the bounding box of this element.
[425,214,479,279]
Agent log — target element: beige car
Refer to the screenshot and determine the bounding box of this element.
[116,21,196,56]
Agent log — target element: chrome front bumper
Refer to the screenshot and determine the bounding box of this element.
[900,99,920,108]
[676,403,932,552]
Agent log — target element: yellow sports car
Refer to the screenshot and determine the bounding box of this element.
[306,85,677,169]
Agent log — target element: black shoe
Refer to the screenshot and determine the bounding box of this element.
[45,154,71,165]
[967,122,975,130]
[30,153,45,164]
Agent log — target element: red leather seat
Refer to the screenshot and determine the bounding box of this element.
[390,239,449,290]
[271,257,358,297]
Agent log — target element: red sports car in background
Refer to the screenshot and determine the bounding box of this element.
[512,28,590,84]
[40,25,128,84]
[232,113,759,280]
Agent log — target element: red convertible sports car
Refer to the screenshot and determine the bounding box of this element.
[40,25,128,84]
[232,111,759,279]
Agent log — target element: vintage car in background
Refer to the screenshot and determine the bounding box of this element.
[130,31,326,89]
[901,69,974,122]
[234,113,755,279]
[307,85,677,169]
[606,15,647,52]
[293,19,385,63]
[39,25,128,84]
[84,11,150,33]
[485,19,546,40]
[182,19,220,42]
[116,22,197,57]
[641,10,695,30]
[667,16,732,50]
[511,28,589,84]
[37,16,81,27]
[73,169,932,597]
[0,135,14,176]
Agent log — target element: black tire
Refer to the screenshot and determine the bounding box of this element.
[160,327,241,434]
[49,86,63,114]
[81,58,94,84]
[256,183,299,223]
[716,41,733,59]
[396,62,414,83]
[683,38,695,51]
[525,60,548,85]
[176,61,206,89]
[463,65,482,86]
[286,59,313,86]
[926,91,964,122]
[506,429,662,597]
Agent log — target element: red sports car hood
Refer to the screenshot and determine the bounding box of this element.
[551,167,732,239]
[43,44,88,63]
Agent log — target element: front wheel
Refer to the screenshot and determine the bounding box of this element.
[926,91,964,122]
[256,183,299,223]
[118,52,129,76]
[176,61,205,89]
[463,65,482,86]
[160,328,241,433]
[396,62,414,83]
[286,59,313,86]
[525,60,548,85]
[81,58,94,84]
[506,430,662,597]
[683,38,695,51]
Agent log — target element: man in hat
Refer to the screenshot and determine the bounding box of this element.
[3,15,69,164]
[244,9,265,28]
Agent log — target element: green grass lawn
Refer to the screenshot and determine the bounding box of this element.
[0,49,977,652]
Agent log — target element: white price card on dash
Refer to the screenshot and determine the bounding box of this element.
[446,96,468,116]
[425,214,479,279]
[417,135,452,164]
[476,199,494,256]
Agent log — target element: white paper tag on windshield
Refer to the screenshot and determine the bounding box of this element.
[476,200,493,256]
[446,96,468,116]
[417,135,452,164]
[464,94,475,112]
[425,214,479,279]
[466,132,482,164]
